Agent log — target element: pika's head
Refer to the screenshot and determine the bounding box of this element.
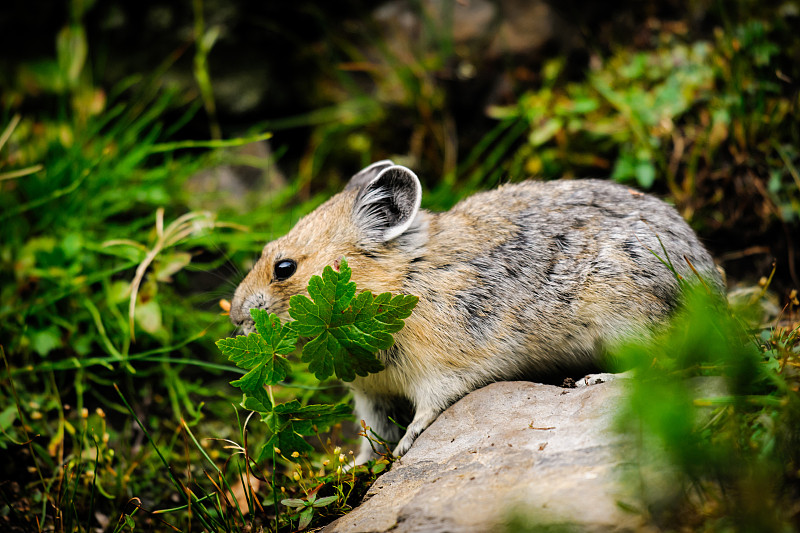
[230,161,423,334]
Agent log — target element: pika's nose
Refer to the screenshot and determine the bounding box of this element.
[229,298,248,327]
[230,289,268,334]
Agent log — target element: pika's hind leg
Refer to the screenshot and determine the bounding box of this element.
[352,391,403,464]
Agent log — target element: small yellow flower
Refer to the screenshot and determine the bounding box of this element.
[95,408,106,418]
[333,446,341,455]
[81,408,89,419]
[273,447,281,455]
[338,454,346,463]
[291,451,300,458]
[292,472,301,481]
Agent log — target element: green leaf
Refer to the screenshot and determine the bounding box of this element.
[288,294,327,336]
[273,401,352,431]
[261,429,313,460]
[231,362,271,391]
[215,311,296,391]
[281,499,306,508]
[259,401,352,458]
[298,506,314,530]
[529,118,562,147]
[134,299,163,335]
[153,251,192,282]
[611,150,636,182]
[635,159,656,189]
[253,309,298,356]
[56,25,87,89]
[371,461,389,474]
[313,495,339,507]
[30,327,62,357]
[0,405,17,432]
[217,334,270,371]
[241,392,271,413]
[289,258,418,381]
[301,332,336,381]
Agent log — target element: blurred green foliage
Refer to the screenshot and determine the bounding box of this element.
[489,19,799,225]
[614,282,800,531]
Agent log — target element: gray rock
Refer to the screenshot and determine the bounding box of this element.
[372,0,565,63]
[325,375,653,533]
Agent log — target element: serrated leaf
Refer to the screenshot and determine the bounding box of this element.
[252,309,298,355]
[288,294,327,336]
[230,358,285,391]
[302,329,385,382]
[301,332,336,380]
[241,394,270,413]
[260,430,313,461]
[259,401,352,457]
[231,362,268,390]
[216,334,268,370]
[377,294,419,322]
[291,257,417,381]
[216,312,297,392]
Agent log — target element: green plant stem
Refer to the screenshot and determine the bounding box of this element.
[0,165,44,181]
[148,131,272,153]
[0,113,21,150]
[84,299,125,361]
[192,0,221,140]
[774,142,800,192]
[272,447,280,533]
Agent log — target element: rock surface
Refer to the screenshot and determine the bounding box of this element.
[325,375,650,533]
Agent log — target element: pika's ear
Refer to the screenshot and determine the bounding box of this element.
[352,165,422,242]
[345,160,396,191]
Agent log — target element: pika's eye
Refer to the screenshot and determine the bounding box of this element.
[274,259,297,282]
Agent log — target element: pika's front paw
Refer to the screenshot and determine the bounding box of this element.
[392,435,415,458]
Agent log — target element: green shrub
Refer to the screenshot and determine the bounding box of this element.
[614,282,800,530]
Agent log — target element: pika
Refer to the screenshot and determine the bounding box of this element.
[230,161,724,463]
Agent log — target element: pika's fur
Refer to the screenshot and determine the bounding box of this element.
[230,161,724,463]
